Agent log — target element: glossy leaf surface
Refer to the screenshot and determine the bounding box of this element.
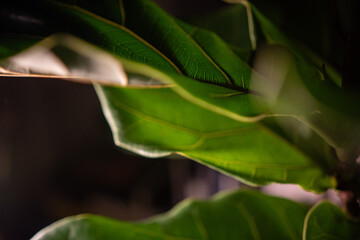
[96,83,334,191]
[32,190,309,240]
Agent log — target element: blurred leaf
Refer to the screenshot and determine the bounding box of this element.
[185,4,253,61]
[303,201,360,240]
[250,2,360,119]
[0,35,127,86]
[250,4,342,88]
[187,5,252,49]
[248,4,360,159]
[250,0,343,69]
[32,190,309,240]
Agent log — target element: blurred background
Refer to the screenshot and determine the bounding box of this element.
[1,0,357,239]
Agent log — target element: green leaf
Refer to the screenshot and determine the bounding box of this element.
[303,201,360,240]
[32,190,309,240]
[96,79,335,191]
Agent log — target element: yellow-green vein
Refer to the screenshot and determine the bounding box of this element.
[237,203,261,240]
[191,210,209,240]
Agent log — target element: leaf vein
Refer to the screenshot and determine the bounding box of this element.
[236,203,262,240]
[175,25,233,85]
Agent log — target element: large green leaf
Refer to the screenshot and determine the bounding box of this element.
[31,189,309,240]
[95,74,334,191]
[303,201,360,240]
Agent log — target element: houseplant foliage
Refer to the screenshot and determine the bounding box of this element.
[0,0,359,239]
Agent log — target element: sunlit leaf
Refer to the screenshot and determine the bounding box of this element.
[95,79,335,191]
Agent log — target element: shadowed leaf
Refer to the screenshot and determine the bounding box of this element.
[32,190,309,240]
[303,201,360,240]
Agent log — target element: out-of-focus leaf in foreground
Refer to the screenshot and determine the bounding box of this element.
[248,4,360,157]
[205,1,360,163]
[0,35,127,86]
[303,201,360,240]
[32,190,309,240]
[186,3,254,61]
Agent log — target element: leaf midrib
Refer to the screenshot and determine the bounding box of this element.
[108,90,317,171]
[109,92,257,138]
